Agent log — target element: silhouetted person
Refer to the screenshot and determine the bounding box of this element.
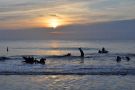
[64,53,71,56]
[102,47,108,53]
[125,56,130,61]
[34,58,39,64]
[31,56,34,61]
[7,47,9,52]
[78,48,84,57]
[102,47,105,52]
[98,50,102,53]
[116,56,121,63]
[40,58,46,64]
[98,47,108,54]
[23,56,35,64]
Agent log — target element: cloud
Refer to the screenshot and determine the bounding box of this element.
[0,0,135,29]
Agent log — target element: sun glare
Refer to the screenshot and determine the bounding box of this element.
[36,16,71,29]
[49,18,59,28]
[49,18,60,28]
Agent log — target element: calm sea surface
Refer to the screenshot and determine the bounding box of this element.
[0,40,135,56]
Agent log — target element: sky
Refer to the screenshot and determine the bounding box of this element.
[0,0,135,40]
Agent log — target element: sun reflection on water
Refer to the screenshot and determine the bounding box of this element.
[35,40,65,55]
[30,75,81,83]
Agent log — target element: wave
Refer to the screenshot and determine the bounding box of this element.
[0,68,135,75]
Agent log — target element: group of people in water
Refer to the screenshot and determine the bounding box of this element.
[5,46,131,64]
[116,56,130,63]
[98,47,131,63]
[22,48,84,64]
[22,56,46,64]
[6,46,84,64]
[98,47,109,54]
[22,47,131,64]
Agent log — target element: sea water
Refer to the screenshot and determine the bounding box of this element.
[0,40,135,90]
[0,40,135,56]
[0,40,134,74]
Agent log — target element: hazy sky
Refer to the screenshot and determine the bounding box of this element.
[0,0,135,40]
[0,0,135,29]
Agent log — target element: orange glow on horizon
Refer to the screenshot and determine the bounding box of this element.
[36,16,71,29]
[0,16,74,29]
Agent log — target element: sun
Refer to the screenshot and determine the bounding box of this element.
[36,16,70,29]
[48,18,60,29]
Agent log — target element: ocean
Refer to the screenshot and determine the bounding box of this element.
[0,40,135,90]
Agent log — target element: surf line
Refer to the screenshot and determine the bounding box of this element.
[0,71,134,75]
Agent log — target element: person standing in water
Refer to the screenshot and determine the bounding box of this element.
[78,48,84,57]
[7,46,9,52]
